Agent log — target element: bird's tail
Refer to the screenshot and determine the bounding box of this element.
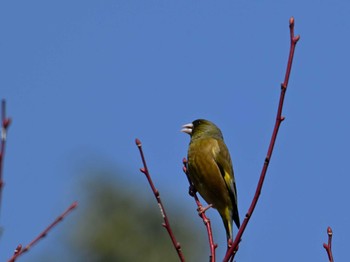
[221,209,233,241]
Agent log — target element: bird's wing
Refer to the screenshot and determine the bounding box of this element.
[215,139,240,228]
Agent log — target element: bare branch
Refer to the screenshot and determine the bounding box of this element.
[323,227,334,262]
[0,99,12,213]
[7,201,78,262]
[182,158,217,262]
[135,138,185,262]
[223,17,300,261]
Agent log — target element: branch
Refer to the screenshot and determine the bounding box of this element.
[323,227,334,262]
[135,138,185,262]
[182,158,217,262]
[0,99,12,212]
[223,17,300,261]
[7,201,78,262]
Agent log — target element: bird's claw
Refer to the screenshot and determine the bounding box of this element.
[197,204,213,214]
[188,184,197,196]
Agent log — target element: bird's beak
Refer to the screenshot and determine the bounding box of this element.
[181,123,193,135]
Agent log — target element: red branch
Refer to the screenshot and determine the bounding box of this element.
[223,17,300,261]
[0,99,12,212]
[135,138,185,262]
[182,158,217,262]
[323,227,334,262]
[7,201,78,262]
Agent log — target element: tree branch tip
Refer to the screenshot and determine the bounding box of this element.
[327,226,333,236]
[135,138,142,147]
[323,243,328,249]
[139,167,146,174]
[161,222,166,228]
[289,17,295,26]
[281,116,286,122]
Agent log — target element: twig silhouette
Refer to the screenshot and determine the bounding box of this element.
[182,158,217,262]
[323,227,334,262]
[0,99,12,212]
[135,138,185,262]
[223,17,300,261]
[7,201,78,262]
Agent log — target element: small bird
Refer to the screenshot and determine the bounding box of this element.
[182,119,240,242]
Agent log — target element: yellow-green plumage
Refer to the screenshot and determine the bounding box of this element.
[182,119,240,241]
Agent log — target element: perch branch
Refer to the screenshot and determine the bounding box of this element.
[182,158,217,262]
[223,17,300,261]
[7,201,78,262]
[135,138,185,262]
[323,226,334,262]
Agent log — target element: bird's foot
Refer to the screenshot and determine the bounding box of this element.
[227,238,233,248]
[197,204,213,214]
[188,184,197,197]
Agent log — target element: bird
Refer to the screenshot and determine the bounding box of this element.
[181,119,240,242]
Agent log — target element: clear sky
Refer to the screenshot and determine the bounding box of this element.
[1,1,350,261]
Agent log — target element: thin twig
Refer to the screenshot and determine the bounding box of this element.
[182,158,217,262]
[323,227,334,262]
[135,138,185,262]
[7,201,78,262]
[223,17,300,262]
[0,99,12,213]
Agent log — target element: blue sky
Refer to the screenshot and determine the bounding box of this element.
[1,1,350,261]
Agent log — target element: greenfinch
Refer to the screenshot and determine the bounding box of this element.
[182,119,240,241]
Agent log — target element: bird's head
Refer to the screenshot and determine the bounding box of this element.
[181,119,223,140]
